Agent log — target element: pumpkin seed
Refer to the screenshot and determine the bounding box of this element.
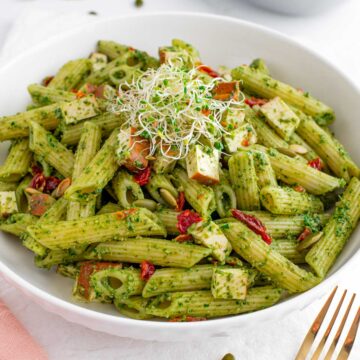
[276,147,297,158]
[297,231,323,251]
[132,198,158,211]
[159,188,177,208]
[24,187,42,195]
[289,144,308,155]
[222,354,236,360]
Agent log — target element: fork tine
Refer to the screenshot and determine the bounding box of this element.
[295,287,338,360]
[311,290,347,360]
[337,306,360,360]
[323,293,356,360]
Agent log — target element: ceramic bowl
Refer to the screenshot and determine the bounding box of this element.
[0,12,359,341]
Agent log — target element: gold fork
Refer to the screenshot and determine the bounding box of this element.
[295,286,360,360]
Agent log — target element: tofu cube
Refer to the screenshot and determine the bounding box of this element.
[223,123,257,153]
[259,97,300,141]
[60,95,100,125]
[188,220,232,262]
[221,108,245,130]
[186,145,220,185]
[211,267,249,300]
[0,191,18,218]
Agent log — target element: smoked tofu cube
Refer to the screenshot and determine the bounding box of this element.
[116,127,150,172]
[212,81,240,101]
[186,145,220,185]
[223,123,257,153]
[60,95,100,125]
[259,97,300,141]
[221,108,245,130]
[211,267,249,300]
[188,220,232,262]
[0,191,18,218]
[89,52,108,72]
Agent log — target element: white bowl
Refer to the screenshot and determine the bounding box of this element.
[245,0,347,16]
[0,13,359,342]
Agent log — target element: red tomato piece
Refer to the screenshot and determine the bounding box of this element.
[176,210,202,234]
[41,76,54,87]
[293,185,306,193]
[297,227,312,242]
[140,261,155,281]
[78,261,121,300]
[231,209,272,244]
[244,97,268,107]
[173,234,193,243]
[307,157,323,171]
[133,166,151,186]
[44,176,62,194]
[198,65,220,78]
[114,209,137,220]
[169,316,207,322]
[175,192,185,212]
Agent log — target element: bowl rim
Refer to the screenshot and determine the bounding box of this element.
[0,11,359,332]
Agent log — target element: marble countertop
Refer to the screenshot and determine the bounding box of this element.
[0,1,360,359]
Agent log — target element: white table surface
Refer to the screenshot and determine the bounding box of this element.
[0,1,360,359]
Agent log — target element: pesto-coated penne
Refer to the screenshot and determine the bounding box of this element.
[252,150,277,189]
[48,59,92,91]
[0,103,60,141]
[29,121,74,178]
[172,168,216,218]
[260,186,324,215]
[84,237,211,268]
[0,213,38,236]
[296,112,359,181]
[146,174,178,207]
[229,151,260,210]
[145,287,283,318]
[112,170,144,208]
[22,197,68,256]
[90,267,145,301]
[232,66,334,125]
[27,208,166,250]
[114,296,153,320]
[244,106,289,149]
[60,112,125,146]
[0,139,32,182]
[222,221,320,292]
[0,181,17,191]
[214,182,237,218]
[28,83,76,106]
[97,202,122,215]
[257,147,344,195]
[270,239,306,264]
[306,177,360,278]
[65,129,119,202]
[97,40,131,60]
[142,264,214,298]
[155,208,180,235]
[67,122,102,221]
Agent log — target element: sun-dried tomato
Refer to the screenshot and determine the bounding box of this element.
[42,76,54,87]
[241,138,250,147]
[174,234,193,243]
[293,185,305,193]
[44,176,62,193]
[133,166,151,186]
[175,192,185,212]
[140,260,155,281]
[244,97,268,108]
[114,209,137,220]
[231,209,272,244]
[169,316,207,322]
[31,164,43,175]
[198,64,220,78]
[298,227,312,242]
[29,193,56,216]
[29,173,46,192]
[176,210,202,234]
[78,261,121,300]
[307,157,323,171]
[75,90,86,99]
